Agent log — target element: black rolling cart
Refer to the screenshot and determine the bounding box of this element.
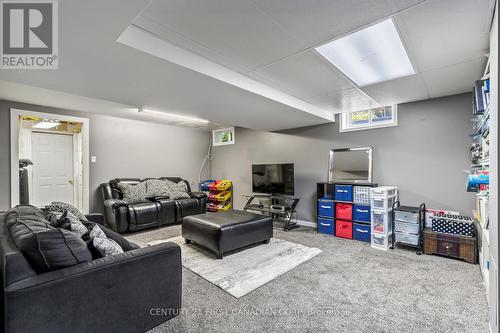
[390,202,426,254]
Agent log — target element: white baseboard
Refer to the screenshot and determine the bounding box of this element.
[295,219,316,228]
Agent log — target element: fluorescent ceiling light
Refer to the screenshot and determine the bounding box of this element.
[32,121,61,129]
[139,108,209,124]
[315,19,415,87]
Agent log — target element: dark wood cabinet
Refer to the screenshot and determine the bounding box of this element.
[423,229,477,264]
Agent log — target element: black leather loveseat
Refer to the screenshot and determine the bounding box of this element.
[0,205,181,333]
[101,177,207,234]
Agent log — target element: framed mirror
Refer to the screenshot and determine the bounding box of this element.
[328,147,373,183]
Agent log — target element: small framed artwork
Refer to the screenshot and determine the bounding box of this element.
[212,127,235,146]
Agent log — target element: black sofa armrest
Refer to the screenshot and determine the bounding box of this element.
[189,192,207,200]
[104,198,128,208]
[4,242,181,333]
[85,213,105,225]
[147,195,170,201]
[103,199,129,233]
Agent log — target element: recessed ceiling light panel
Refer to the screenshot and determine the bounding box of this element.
[315,19,415,87]
[138,108,209,124]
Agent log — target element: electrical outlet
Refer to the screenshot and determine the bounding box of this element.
[91,156,97,163]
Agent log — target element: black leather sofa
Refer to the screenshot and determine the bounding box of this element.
[101,177,207,234]
[0,206,181,333]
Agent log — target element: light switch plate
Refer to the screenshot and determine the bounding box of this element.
[91,156,97,163]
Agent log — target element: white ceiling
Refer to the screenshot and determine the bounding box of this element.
[0,0,494,131]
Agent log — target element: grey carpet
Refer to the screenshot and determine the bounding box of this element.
[126,225,488,333]
[146,236,321,298]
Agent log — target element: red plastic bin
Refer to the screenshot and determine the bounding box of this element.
[336,203,353,220]
[335,220,353,239]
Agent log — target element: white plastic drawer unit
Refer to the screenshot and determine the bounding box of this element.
[395,231,419,246]
[394,220,420,235]
[371,233,392,251]
[370,196,396,212]
[370,186,398,199]
[371,211,392,235]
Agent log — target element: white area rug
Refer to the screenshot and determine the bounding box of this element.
[148,237,322,298]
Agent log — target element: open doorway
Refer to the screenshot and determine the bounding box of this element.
[10,109,90,213]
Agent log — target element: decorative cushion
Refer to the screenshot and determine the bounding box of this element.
[118,181,148,204]
[92,237,124,257]
[51,211,88,236]
[167,181,191,200]
[9,216,55,245]
[18,228,92,273]
[83,224,124,258]
[45,202,87,221]
[89,224,107,239]
[145,179,171,197]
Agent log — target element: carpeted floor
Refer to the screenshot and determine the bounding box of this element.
[126,225,488,333]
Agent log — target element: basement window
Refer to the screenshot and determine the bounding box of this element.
[339,105,398,132]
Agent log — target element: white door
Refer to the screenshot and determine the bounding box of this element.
[31,132,74,207]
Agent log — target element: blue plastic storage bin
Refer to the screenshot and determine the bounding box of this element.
[353,205,371,222]
[353,223,371,242]
[317,199,335,218]
[317,218,334,235]
[335,185,353,202]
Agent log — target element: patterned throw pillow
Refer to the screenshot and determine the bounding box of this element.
[118,181,148,204]
[89,224,107,239]
[46,202,87,221]
[92,237,124,257]
[145,179,171,197]
[168,182,191,200]
[58,211,88,236]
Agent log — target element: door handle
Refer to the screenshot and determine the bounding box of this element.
[68,179,74,185]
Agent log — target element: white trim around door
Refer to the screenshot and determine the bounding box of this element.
[10,109,90,213]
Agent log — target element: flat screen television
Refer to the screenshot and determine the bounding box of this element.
[252,163,294,196]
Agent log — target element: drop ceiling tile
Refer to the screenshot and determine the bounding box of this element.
[248,50,354,99]
[306,88,379,113]
[397,0,492,72]
[361,74,429,106]
[251,0,425,48]
[138,0,306,71]
[421,57,486,98]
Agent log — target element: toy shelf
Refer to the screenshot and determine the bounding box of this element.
[200,179,233,212]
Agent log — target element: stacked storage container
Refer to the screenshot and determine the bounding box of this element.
[394,206,421,248]
[316,183,374,242]
[370,186,398,250]
[334,185,354,239]
[317,198,335,235]
[352,186,372,242]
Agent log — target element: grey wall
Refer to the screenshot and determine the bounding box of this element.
[211,93,476,222]
[0,100,210,213]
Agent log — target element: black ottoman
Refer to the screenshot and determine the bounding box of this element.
[182,210,273,259]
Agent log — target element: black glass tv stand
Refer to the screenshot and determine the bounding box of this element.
[243,194,300,231]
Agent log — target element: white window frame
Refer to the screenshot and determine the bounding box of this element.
[212,127,235,146]
[339,105,398,133]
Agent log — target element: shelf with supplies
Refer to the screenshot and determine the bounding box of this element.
[199,179,233,212]
[467,58,491,292]
[317,182,378,243]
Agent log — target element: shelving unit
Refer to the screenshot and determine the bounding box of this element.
[467,56,491,293]
[243,194,299,231]
[317,182,377,242]
[200,179,233,212]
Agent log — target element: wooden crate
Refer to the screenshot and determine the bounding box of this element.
[423,228,477,264]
